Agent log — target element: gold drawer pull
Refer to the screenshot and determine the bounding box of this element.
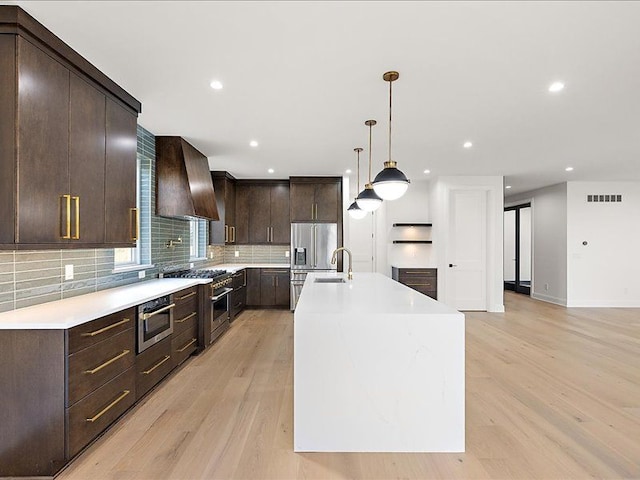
[85,390,130,423]
[176,312,197,324]
[81,318,130,337]
[263,270,289,274]
[405,271,434,274]
[177,291,196,301]
[177,338,197,353]
[406,283,432,287]
[141,355,170,375]
[84,350,130,375]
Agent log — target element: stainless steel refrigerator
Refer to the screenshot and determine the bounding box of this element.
[290,223,338,310]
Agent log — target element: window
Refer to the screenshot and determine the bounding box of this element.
[114,153,151,270]
[190,219,207,260]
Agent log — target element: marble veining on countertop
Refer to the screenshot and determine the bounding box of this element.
[0,278,211,330]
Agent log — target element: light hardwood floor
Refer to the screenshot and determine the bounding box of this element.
[57,292,640,479]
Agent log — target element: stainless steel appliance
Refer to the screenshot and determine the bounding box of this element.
[290,222,338,310]
[160,268,232,344]
[137,295,174,353]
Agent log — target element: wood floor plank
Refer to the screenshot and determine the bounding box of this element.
[57,292,640,480]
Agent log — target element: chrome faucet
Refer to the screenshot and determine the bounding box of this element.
[331,247,353,280]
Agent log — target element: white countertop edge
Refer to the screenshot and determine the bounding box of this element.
[214,263,290,272]
[0,278,211,330]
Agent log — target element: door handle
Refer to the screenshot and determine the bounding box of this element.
[449,263,457,268]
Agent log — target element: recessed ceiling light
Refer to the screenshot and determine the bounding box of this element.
[209,80,223,90]
[268,168,274,174]
[249,140,259,147]
[565,166,574,172]
[345,169,352,174]
[505,185,512,189]
[463,141,473,149]
[423,169,431,174]
[548,81,565,93]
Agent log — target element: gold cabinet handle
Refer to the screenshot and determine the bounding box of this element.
[176,291,196,301]
[85,390,130,423]
[130,208,139,241]
[314,204,318,220]
[405,271,435,275]
[231,226,235,243]
[225,224,229,243]
[176,312,197,324]
[406,283,432,287]
[142,355,170,375]
[84,350,130,375]
[80,318,130,337]
[71,196,80,239]
[60,194,72,239]
[263,270,289,274]
[177,338,197,353]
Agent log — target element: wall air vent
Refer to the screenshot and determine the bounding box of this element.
[587,194,622,203]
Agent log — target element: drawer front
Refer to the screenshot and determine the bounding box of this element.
[231,269,246,289]
[173,307,198,337]
[173,287,198,321]
[68,328,135,406]
[401,277,437,291]
[67,367,135,458]
[398,268,436,280]
[68,307,136,354]
[406,283,438,300]
[172,327,198,368]
[135,336,173,400]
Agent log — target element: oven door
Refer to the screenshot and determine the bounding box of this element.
[138,301,175,353]
[211,287,232,342]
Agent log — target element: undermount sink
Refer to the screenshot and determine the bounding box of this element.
[314,277,346,284]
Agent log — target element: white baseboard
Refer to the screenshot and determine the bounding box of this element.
[531,292,567,306]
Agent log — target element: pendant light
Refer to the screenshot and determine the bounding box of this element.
[372,71,410,200]
[356,120,383,212]
[347,148,367,219]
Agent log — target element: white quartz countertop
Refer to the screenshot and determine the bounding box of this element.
[296,272,459,315]
[215,263,290,272]
[0,278,210,330]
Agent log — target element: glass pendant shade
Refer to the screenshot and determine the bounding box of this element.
[347,200,367,219]
[372,161,410,200]
[356,184,382,212]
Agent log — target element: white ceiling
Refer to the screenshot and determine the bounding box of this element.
[8,1,640,195]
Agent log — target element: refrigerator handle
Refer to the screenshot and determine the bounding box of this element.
[313,224,317,268]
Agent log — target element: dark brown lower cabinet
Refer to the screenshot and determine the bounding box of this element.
[391,267,438,300]
[0,287,205,477]
[259,268,291,307]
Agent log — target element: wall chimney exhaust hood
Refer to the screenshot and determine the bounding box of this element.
[156,136,219,220]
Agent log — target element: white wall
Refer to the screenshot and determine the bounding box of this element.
[566,181,640,307]
[433,176,504,313]
[507,183,568,305]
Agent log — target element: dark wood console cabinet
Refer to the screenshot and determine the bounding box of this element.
[391,267,438,300]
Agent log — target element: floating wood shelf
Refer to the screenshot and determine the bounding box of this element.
[392,240,433,244]
[392,223,432,227]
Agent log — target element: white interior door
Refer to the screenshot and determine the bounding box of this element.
[349,213,374,272]
[447,189,487,310]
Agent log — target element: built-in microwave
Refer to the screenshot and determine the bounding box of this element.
[137,294,175,353]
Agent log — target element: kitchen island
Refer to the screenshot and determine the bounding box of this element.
[294,272,465,452]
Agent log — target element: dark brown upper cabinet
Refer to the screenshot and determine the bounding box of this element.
[234,181,290,245]
[290,177,342,223]
[0,11,141,250]
[156,137,219,221]
[209,172,236,245]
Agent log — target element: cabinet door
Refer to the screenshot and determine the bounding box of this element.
[234,183,250,244]
[69,73,106,244]
[209,175,226,245]
[245,268,261,306]
[104,98,137,245]
[0,36,16,244]
[289,182,315,222]
[275,271,291,307]
[270,183,290,244]
[314,182,340,223]
[226,178,236,230]
[249,185,271,244]
[16,37,69,244]
[259,272,276,306]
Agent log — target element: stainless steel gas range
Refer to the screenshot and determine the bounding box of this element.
[161,268,233,344]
